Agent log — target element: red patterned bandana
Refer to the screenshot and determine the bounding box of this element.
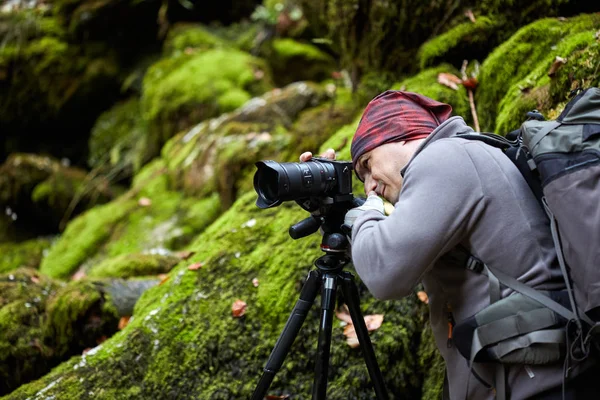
[350,90,453,171]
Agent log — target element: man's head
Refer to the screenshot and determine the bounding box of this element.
[351,90,452,203]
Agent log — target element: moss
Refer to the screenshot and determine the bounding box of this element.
[39,160,221,279]
[88,253,182,279]
[477,13,600,131]
[418,16,504,70]
[140,48,274,162]
[163,23,232,56]
[0,9,119,126]
[44,280,120,357]
[492,17,600,133]
[0,268,61,395]
[0,238,52,274]
[417,323,445,399]
[392,64,472,126]
[267,38,336,86]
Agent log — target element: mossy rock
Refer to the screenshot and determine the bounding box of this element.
[0,267,157,396]
[3,189,433,399]
[163,81,355,208]
[493,17,600,133]
[418,16,505,70]
[391,64,472,126]
[266,38,337,86]
[162,23,233,56]
[477,13,600,132]
[140,48,275,165]
[0,9,121,164]
[39,160,222,279]
[0,237,53,274]
[88,253,183,279]
[87,97,150,179]
[0,153,120,240]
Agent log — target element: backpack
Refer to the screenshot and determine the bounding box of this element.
[450,87,600,399]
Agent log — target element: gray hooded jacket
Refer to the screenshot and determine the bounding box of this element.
[350,116,577,399]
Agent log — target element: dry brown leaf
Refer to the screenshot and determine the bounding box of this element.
[118,316,131,330]
[138,197,152,207]
[266,395,290,400]
[365,314,384,331]
[232,299,247,317]
[187,262,203,271]
[438,72,462,90]
[548,56,567,77]
[346,336,360,348]
[417,290,429,304]
[30,275,40,284]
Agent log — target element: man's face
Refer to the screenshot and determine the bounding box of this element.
[354,139,424,204]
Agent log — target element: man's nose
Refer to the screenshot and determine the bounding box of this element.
[364,176,377,194]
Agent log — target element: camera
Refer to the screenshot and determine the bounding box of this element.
[253,158,354,210]
[253,158,362,241]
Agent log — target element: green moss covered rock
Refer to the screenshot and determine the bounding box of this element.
[163,23,233,56]
[39,159,221,279]
[0,267,157,396]
[0,238,53,274]
[88,253,182,279]
[140,48,275,164]
[418,16,504,70]
[163,81,356,208]
[266,38,336,86]
[477,13,600,132]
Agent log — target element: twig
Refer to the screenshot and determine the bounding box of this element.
[461,60,480,132]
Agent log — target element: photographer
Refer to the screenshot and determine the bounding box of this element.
[300,90,598,399]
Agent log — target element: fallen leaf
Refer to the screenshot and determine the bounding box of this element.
[187,262,203,271]
[158,274,170,285]
[96,335,107,345]
[232,299,247,317]
[82,347,92,355]
[118,316,131,330]
[417,291,429,304]
[138,197,152,207]
[266,395,290,400]
[365,314,384,331]
[548,56,567,77]
[252,278,259,287]
[346,336,360,348]
[438,72,462,90]
[176,250,196,260]
[30,275,40,284]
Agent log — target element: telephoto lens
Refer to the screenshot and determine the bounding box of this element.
[253,158,351,209]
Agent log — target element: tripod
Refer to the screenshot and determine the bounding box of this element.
[251,231,388,400]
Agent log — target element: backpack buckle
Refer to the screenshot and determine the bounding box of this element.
[466,256,484,273]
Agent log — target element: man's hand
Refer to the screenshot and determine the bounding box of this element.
[299,148,336,162]
[343,191,385,230]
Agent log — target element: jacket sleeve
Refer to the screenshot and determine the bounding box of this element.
[350,140,486,299]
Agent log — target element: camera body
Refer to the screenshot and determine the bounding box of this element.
[253,158,354,211]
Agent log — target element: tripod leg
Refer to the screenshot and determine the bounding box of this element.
[340,271,389,400]
[312,272,338,400]
[251,270,321,400]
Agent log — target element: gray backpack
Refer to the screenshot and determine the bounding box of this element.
[453,87,600,399]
